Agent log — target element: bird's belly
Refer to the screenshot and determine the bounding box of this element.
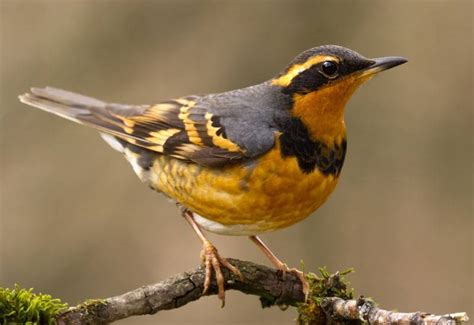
[145,146,340,235]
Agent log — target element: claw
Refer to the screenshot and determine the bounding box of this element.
[201,241,243,306]
[248,236,309,301]
[281,265,309,301]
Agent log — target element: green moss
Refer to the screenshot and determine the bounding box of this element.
[0,284,68,324]
[80,299,106,308]
[74,298,107,316]
[296,267,355,324]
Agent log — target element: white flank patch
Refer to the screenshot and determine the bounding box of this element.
[125,155,144,179]
[193,213,269,236]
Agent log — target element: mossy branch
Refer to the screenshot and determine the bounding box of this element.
[1,259,469,324]
[0,285,68,324]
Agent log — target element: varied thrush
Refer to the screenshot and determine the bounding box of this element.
[19,45,406,304]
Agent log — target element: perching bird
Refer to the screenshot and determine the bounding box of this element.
[19,45,406,304]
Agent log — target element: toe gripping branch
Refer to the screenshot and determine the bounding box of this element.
[181,207,243,306]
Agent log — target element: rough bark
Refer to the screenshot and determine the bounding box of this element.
[55,259,469,325]
[321,297,469,325]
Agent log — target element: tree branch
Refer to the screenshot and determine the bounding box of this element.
[321,298,469,325]
[55,259,469,325]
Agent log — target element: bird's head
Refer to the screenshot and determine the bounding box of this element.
[273,45,407,142]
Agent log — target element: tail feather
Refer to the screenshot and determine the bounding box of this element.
[19,87,105,124]
[19,86,132,139]
[19,87,158,178]
[19,86,151,155]
[30,87,105,107]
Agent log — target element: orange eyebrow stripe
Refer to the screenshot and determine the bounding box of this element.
[272,55,339,87]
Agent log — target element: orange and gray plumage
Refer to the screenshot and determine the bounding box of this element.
[19,45,406,303]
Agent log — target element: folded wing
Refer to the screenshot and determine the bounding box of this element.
[19,86,277,166]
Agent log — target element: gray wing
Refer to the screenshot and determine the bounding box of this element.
[191,81,289,159]
[19,83,287,166]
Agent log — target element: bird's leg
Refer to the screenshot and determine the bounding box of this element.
[182,209,243,306]
[249,235,309,300]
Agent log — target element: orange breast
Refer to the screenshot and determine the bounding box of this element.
[147,141,340,234]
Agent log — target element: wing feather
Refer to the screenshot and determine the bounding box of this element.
[19,87,249,166]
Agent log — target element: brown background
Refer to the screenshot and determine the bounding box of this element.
[1,1,472,324]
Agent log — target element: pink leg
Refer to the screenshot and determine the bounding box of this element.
[182,209,243,306]
[249,235,309,300]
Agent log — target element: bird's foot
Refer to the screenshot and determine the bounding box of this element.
[280,264,309,301]
[200,241,243,306]
[248,236,310,302]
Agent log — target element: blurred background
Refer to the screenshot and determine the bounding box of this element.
[1,1,472,324]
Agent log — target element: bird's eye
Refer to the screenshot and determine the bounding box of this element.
[320,61,339,78]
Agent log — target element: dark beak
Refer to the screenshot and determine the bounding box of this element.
[361,56,407,76]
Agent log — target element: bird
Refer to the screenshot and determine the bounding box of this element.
[19,45,406,305]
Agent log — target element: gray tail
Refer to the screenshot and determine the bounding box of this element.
[19,86,106,125]
[19,87,156,156]
[19,87,133,154]
[19,87,157,173]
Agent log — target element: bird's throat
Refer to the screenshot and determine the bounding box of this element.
[291,75,368,144]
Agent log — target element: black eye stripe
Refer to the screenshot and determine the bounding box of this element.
[281,54,374,95]
[282,65,329,94]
